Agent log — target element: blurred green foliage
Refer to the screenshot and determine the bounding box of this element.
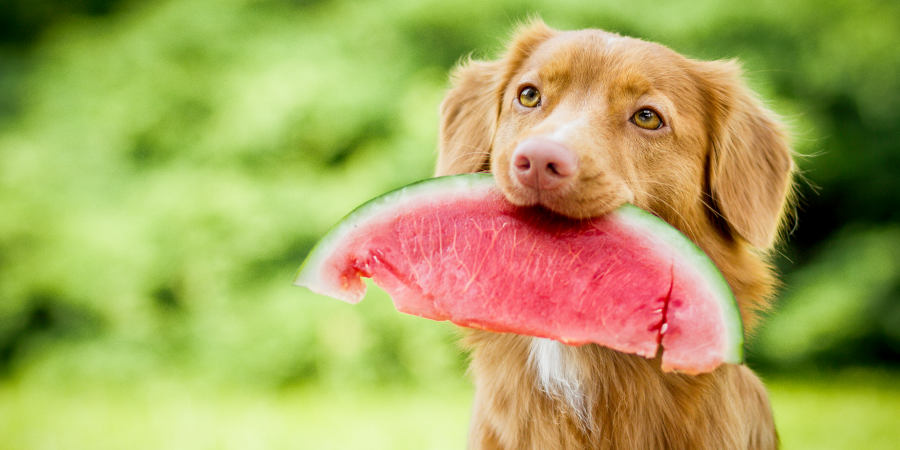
[0,0,898,403]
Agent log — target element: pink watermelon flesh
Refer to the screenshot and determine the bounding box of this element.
[295,174,743,374]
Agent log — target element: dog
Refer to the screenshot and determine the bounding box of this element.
[434,20,793,450]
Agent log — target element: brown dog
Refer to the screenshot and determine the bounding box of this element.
[435,21,793,450]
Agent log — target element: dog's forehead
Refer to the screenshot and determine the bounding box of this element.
[523,30,687,87]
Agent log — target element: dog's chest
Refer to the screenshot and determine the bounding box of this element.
[529,338,589,420]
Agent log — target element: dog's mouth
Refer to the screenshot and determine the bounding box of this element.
[497,178,632,220]
[490,137,635,219]
[492,164,634,220]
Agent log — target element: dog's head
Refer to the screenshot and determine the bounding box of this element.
[436,21,793,251]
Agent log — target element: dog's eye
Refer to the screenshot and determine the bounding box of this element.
[518,86,541,108]
[631,109,663,130]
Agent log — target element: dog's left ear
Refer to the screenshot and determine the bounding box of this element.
[435,59,505,176]
[695,60,794,249]
[436,20,556,176]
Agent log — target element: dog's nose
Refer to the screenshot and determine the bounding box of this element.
[511,138,578,191]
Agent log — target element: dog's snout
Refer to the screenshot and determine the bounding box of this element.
[511,138,578,191]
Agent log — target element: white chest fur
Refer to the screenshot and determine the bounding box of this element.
[529,338,590,422]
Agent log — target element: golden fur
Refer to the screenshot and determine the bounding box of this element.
[435,21,793,450]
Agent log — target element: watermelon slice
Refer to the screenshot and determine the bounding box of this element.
[294,174,743,374]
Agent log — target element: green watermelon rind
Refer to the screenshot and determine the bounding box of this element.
[294,173,743,364]
[613,205,744,364]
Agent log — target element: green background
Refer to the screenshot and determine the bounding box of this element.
[1,0,898,448]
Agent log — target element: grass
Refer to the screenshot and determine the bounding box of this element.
[1,370,898,449]
[767,370,900,450]
[0,377,473,450]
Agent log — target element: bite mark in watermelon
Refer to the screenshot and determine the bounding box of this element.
[294,174,743,374]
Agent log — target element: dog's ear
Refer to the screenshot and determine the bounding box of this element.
[436,20,556,176]
[695,60,794,249]
[435,59,504,176]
